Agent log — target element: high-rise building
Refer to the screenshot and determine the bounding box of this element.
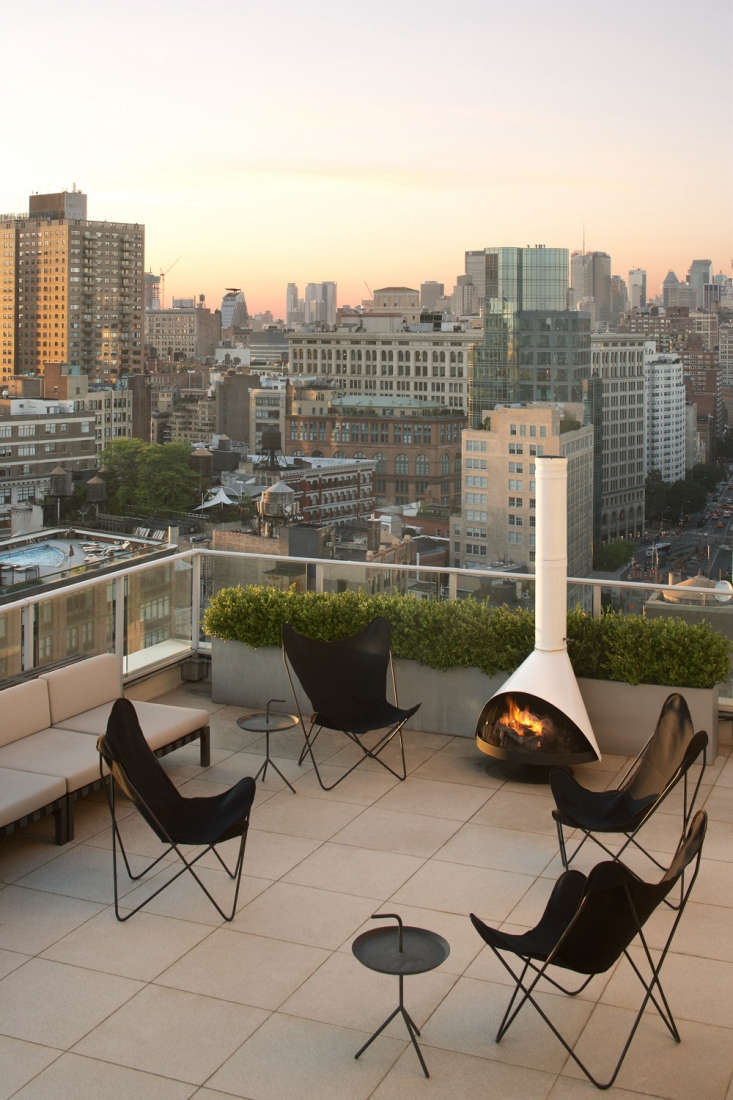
[467,246,586,426]
[720,323,733,386]
[662,271,680,308]
[687,260,712,309]
[0,189,145,384]
[144,272,161,311]
[610,276,627,324]
[589,333,646,544]
[464,250,488,308]
[452,275,476,317]
[644,344,686,482]
[304,282,337,326]
[420,281,444,311]
[286,283,299,326]
[628,268,647,310]
[571,251,612,326]
[484,247,568,311]
[220,289,248,332]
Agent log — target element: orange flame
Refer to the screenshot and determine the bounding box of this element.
[502,696,545,738]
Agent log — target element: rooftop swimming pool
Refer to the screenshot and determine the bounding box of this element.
[0,543,67,568]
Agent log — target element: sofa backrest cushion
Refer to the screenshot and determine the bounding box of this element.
[0,679,52,746]
[41,653,122,724]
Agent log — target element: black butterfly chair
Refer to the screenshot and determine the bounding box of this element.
[282,616,420,791]
[470,810,707,1090]
[97,698,255,922]
[550,693,707,899]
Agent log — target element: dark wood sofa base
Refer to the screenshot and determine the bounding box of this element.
[0,724,210,846]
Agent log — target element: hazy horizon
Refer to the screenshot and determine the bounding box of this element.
[3,0,731,316]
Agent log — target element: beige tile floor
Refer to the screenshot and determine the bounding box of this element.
[1,688,732,1100]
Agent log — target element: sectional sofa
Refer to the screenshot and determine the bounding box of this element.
[0,653,211,844]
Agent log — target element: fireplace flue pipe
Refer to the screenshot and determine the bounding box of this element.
[475,455,601,764]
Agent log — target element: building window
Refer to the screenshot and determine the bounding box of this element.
[416,454,429,475]
[395,453,409,475]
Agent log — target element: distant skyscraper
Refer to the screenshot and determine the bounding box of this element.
[687,260,712,309]
[286,283,299,325]
[662,271,679,308]
[220,289,248,331]
[610,276,627,324]
[420,281,444,311]
[628,268,647,310]
[0,189,145,384]
[322,281,337,326]
[452,275,475,316]
[144,272,161,311]
[304,282,337,326]
[571,251,612,326]
[464,250,489,308]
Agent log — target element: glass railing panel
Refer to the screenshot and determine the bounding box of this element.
[198,552,310,643]
[460,572,535,610]
[124,560,193,675]
[405,568,444,601]
[318,560,408,596]
[33,581,115,672]
[0,607,23,679]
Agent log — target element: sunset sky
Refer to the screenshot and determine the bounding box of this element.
[3,0,731,316]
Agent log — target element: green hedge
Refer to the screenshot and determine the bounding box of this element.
[203,586,730,689]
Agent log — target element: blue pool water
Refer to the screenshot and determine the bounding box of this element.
[0,543,67,568]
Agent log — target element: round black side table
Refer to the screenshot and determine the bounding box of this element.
[237,698,299,794]
[352,912,450,1078]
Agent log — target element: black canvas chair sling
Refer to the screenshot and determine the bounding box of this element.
[97,697,255,921]
[551,692,706,898]
[282,616,420,790]
[470,810,707,1090]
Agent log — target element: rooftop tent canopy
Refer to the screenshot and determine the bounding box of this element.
[195,488,237,510]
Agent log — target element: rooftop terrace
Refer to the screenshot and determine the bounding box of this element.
[1,668,733,1099]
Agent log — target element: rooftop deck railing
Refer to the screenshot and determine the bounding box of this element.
[0,548,731,703]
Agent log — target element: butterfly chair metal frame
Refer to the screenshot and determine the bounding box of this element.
[98,698,255,922]
[282,617,420,792]
[551,693,706,907]
[470,810,707,1091]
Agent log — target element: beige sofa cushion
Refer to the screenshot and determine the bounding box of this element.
[0,680,52,747]
[0,729,107,792]
[41,654,121,724]
[0,767,66,827]
[56,699,210,751]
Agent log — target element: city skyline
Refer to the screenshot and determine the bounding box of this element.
[3,0,730,316]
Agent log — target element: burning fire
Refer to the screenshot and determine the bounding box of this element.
[501,696,546,743]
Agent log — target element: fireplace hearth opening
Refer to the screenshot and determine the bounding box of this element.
[476,690,598,767]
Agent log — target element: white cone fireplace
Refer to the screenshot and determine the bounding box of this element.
[476,456,601,767]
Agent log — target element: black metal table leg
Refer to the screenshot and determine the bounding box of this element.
[354,973,430,1077]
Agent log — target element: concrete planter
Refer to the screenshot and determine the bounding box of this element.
[211,640,719,759]
[577,677,719,760]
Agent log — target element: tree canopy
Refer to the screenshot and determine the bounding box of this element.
[645,463,726,524]
[101,439,199,515]
[594,539,637,572]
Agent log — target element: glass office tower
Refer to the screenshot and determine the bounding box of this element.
[468,246,591,426]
